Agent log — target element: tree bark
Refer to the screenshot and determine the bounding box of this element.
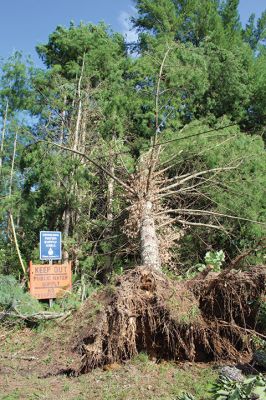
[73,54,85,151]
[0,100,8,173]
[103,164,115,278]
[62,207,71,263]
[8,129,26,276]
[140,200,161,270]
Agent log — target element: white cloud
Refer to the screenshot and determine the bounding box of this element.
[118,9,138,43]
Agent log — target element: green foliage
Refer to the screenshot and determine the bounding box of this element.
[210,375,266,400]
[161,120,265,267]
[243,11,266,51]
[132,351,150,364]
[177,393,196,400]
[0,275,42,315]
[185,250,225,278]
[0,2,265,283]
[205,250,225,271]
[52,291,81,311]
[133,0,227,46]
[0,51,34,113]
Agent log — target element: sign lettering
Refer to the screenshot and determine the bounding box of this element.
[29,261,72,299]
[40,231,61,260]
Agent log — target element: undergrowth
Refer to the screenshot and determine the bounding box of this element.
[178,374,266,400]
[210,374,266,400]
[0,275,42,315]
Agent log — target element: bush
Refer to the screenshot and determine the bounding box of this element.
[210,374,266,400]
[0,275,42,315]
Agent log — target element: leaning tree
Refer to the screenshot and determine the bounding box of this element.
[42,44,265,273]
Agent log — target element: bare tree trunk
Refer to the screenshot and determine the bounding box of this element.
[140,200,161,270]
[8,129,26,276]
[0,100,8,173]
[59,95,67,144]
[107,162,114,223]
[103,163,115,278]
[9,213,26,275]
[138,49,170,271]
[61,56,86,264]
[73,54,85,151]
[62,207,71,264]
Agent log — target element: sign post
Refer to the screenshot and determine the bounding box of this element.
[49,259,53,308]
[29,231,72,302]
[40,231,62,307]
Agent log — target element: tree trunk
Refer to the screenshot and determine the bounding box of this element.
[8,129,26,276]
[140,200,161,270]
[0,100,8,173]
[62,207,71,263]
[73,54,85,151]
[103,164,115,279]
[59,95,66,145]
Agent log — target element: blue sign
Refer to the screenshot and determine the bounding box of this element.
[40,231,62,260]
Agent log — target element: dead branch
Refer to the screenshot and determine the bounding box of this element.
[0,310,71,321]
[158,217,227,233]
[41,140,134,194]
[219,321,266,340]
[0,354,38,361]
[159,164,241,193]
[156,208,266,226]
[155,46,172,135]
[146,46,172,196]
[156,135,238,181]
[229,238,266,268]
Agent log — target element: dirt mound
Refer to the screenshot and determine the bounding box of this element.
[62,266,265,375]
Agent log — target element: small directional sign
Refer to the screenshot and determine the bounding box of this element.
[40,231,62,260]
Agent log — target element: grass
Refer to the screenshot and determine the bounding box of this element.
[0,353,218,400]
[0,325,218,400]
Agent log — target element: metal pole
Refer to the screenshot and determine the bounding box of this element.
[49,259,53,308]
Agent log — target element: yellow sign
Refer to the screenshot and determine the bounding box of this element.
[29,261,72,299]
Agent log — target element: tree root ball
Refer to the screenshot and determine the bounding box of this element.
[60,266,265,375]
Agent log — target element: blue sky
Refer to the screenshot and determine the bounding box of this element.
[1,0,265,66]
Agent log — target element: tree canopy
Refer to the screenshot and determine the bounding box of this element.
[0,1,265,281]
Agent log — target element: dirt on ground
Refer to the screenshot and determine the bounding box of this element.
[0,338,218,400]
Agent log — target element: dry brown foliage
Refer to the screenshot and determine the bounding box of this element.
[123,151,183,267]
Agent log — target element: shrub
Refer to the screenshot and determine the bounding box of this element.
[210,374,266,400]
[0,275,42,315]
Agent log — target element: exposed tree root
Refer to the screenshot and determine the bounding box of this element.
[64,266,265,375]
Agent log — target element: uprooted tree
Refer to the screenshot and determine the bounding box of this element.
[22,47,264,375]
[0,23,265,374]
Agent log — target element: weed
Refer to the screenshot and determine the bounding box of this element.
[1,390,21,400]
[132,351,150,364]
[179,305,200,324]
[43,354,52,365]
[63,383,70,392]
